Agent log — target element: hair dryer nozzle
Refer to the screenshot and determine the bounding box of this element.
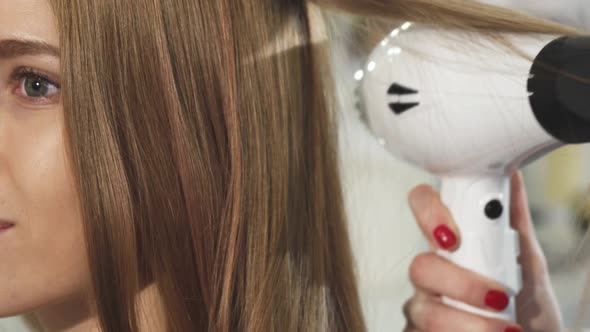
[529,35,590,144]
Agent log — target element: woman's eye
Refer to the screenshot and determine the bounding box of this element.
[10,68,61,105]
[19,76,59,99]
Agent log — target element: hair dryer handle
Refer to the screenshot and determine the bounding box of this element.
[437,176,522,321]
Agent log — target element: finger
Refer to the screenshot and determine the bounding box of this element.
[510,171,562,326]
[403,289,433,331]
[402,309,418,332]
[404,291,523,332]
[408,184,461,251]
[509,171,549,276]
[409,252,513,312]
[402,321,415,332]
[403,289,430,320]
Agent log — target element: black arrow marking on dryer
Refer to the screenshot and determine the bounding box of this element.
[388,82,418,95]
[388,82,420,115]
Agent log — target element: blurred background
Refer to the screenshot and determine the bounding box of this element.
[1,1,589,331]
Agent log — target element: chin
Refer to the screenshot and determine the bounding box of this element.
[0,286,86,318]
[0,304,37,318]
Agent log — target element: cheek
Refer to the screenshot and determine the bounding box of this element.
[0,111,88,316]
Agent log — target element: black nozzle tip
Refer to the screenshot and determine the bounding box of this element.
[529,35,590,143]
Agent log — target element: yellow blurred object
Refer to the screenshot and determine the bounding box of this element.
[545,145,584,207]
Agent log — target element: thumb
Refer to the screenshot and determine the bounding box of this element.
[509,171,549,281]
[510,172,563,330]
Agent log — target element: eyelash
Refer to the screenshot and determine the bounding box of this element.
[10,67,61,105]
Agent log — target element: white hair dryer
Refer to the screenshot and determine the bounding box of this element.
[358,25,590,320]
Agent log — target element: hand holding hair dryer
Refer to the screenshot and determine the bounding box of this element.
[359,25,590,320]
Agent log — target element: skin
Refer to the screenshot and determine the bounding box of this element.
[404,171,563,332]
[0,0,95,331]
[0,1,168,331]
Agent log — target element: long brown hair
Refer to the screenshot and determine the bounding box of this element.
[40,0,577,331]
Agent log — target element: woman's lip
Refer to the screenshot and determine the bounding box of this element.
[0,221,14,231]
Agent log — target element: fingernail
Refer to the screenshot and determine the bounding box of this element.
[504,327,522,332]
[433,225,457,250]
[485,289,509,311]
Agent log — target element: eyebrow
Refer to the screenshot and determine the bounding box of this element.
[0,39,60,59]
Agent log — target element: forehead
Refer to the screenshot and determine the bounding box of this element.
[0,0,58,46]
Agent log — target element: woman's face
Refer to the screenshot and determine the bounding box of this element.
[0,0,88,317]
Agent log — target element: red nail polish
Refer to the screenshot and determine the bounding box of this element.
[485,290,509,311]
[504,327,522,332]
[433,225,457,249]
